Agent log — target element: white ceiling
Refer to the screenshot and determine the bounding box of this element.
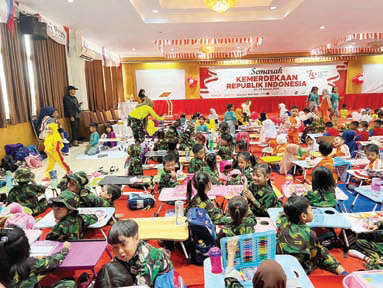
[18,0,383,57]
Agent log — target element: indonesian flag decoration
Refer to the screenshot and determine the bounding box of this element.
[6,0,14,34]
[154,37,263,59]
[312,32,383,55]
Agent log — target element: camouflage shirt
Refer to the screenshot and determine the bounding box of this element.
[153,139,168,152]
[10,247,70,288]
[188,157,206,173]
[276,214,341,274]
[304,189,337,208]
[246,183,281,217]
[226,166,253,186]
[221,215,257,238]
[7,184,48,216]
[201,166,222,185]
[158,170,179,192]
[46,212,97,241]
[126,156,144,176]
[79,187,115,208]
[217,144,234,160]
[186,195,230,225]
[115,240,173,286]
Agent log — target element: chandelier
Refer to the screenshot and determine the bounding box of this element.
[204,0,238,13]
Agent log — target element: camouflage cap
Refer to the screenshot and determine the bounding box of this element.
[66,171,89,189]
[49,190,79,210]
[14,168,35,183]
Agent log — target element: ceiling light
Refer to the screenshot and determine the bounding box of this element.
[132,48,136,51]
[270,6,277,10]
[152,10,159,13]
[320,26,326,30]
[205,0,237,14]
[236,46,241,49]
[68,0,74,3]
[170,48,174,51]
[200,45,215,55]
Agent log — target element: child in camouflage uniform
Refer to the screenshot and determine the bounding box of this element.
[0,225,76,288]
[185,172,229,225]
[165,126,179,143]
[218,196,256,240]
[188,144,207,173]
[202,153,221,185]
[46,190,97,241]
[242,164,281,217]
[158,155,179,192]
[179,126,195,151]
[304,166,337,208]
[60,171,115,207]
[232,140,248,170]
[125,143,143,176]
[276,195,347,275]
[217,133,234,160]
[107,220,173,286]
[152,130,167,162]
[226,152,256,185]
[7,168,48,216]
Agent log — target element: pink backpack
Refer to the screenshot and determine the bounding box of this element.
[25,155,43,169]
[5,213,36,229]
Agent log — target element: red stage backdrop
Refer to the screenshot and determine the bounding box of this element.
[200,63,347,98]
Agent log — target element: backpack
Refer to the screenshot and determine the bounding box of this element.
[127,192,155,210]
[27,145,42,160]
[186,208,216,266]
[4,143,23,156]
[5,213,36,229]
[14,145,31,161]
[154,270,186,288]
[25,155,43,169]
[1,155,18,172]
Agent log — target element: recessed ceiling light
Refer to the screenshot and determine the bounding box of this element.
[320,26,326,30]
[170,48,174,51]
[132,48,136,51]
[270,6,277,10]
[68,0,74,3]
[236,46,241,49]
[152,10,159,13]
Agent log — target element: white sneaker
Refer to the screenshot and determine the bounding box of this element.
[62,138,69,144]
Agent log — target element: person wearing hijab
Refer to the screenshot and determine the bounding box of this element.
[224,238,287,288]
[235,108,244,126]
[37,106,58,139]
[208,108,219,124]
[224,104,236,135]
[259,119,277,144]
[279,103,288,119]
[43,123,71,180]
[280,144,302,175]
[343,130,359,158]
[136,89,155,131]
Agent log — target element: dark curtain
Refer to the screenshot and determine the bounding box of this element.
[33,38,68,117]
[112,66,124,105]
[103,66,113,109]
[85,60,106,111]
[0,23,31,125]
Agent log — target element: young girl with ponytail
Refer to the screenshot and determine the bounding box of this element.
[185,171,228,225]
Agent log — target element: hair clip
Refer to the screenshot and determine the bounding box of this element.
[1,236,8,243]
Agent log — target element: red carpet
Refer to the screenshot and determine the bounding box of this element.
[39,143,365,287]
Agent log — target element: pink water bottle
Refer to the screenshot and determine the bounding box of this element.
[209,247,223,274]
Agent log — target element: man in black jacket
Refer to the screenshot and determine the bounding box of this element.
[63,85,82,146]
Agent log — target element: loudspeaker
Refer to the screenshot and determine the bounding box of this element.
[19,15,48,40]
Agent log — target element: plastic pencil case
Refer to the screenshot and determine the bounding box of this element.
[220,231,276,287]
[343,270,383,288]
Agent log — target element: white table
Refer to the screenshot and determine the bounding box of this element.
[292,158,322,183]
[351,186,383,212]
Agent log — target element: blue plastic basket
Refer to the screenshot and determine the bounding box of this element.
[220,231,276,270]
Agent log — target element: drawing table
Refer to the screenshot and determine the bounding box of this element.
[344,211,383,234]
[343,270,383,288]
[292,158,322,183]
[351,186,383,212]
[31,240,111,277]
[204,255,314,288]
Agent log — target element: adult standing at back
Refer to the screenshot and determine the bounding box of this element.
[224,104,236,135]
[63,85,82,146]
[242,99,252,116]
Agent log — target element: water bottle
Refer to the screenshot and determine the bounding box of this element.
[208,247,223,274]
[209,133,214,152]
[49,170,58,188]
[185,147,191,162]
[6,171,12,189]
[175,201,184,225]
[371,178,381,198]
